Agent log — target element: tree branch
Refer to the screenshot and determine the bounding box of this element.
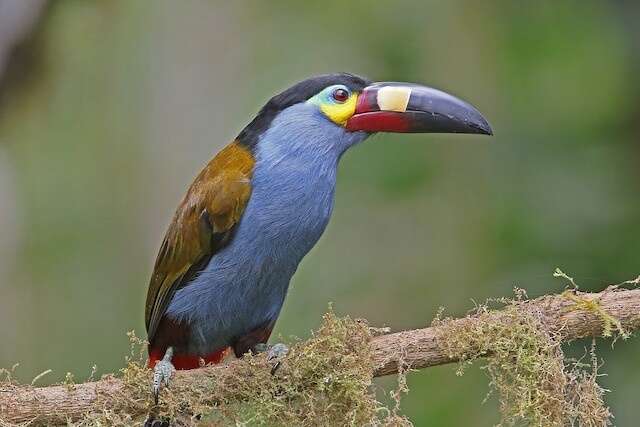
[1,287,639,425]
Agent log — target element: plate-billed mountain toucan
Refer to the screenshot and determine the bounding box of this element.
[145,73,492,400]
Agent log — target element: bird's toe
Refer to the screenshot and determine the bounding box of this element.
[267,343,289,361]
[152,360,175,404]
[266,343,289,375]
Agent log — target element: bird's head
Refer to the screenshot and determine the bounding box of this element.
[238,73,492,161]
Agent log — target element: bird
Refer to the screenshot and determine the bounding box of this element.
[144,72,492,400]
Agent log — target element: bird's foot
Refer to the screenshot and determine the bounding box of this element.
[152,347,175,405]
[266,343,289,360]
[252,343,289,374]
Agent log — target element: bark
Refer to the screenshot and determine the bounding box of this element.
[1,287,639,425]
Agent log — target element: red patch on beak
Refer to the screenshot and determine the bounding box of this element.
[346,111,411,132]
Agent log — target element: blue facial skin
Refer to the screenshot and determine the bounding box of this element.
[165,102,369,355]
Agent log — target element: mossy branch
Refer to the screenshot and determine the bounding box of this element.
[373,286,639,376]
[1,287,639,426]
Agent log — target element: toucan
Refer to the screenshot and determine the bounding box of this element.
[145,73,492,400]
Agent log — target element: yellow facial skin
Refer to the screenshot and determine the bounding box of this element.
[319,92,358,126]
[308,85,359,127]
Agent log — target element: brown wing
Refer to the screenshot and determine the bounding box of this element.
[145,142,255,342]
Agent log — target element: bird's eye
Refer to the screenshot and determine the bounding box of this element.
[331,88,349,103]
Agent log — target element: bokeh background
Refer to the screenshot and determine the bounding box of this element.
[1,1,639,425]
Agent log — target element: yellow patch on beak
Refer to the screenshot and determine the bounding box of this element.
[376,86,411,112]
[320,93,358,126]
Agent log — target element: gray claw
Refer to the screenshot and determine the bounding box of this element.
[267,343,289,361]
[251,343,289,374]
[267,343,289,375]
[152,347,175,404]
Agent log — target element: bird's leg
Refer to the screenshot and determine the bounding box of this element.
[152,346,175,404]
[252,342,289,358]
[252,343,289,374]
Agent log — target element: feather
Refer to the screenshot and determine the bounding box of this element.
[145,141,255,344]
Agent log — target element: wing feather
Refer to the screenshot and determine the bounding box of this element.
[145,142,254,342]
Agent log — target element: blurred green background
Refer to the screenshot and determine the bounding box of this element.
[0,1,639,425]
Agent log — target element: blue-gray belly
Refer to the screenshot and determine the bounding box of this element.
[164,165,336,355]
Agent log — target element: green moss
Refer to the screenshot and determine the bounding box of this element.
[555,267,629,339]
[433,290,612,426]
[2,283,627,426]
[69,311,411,426]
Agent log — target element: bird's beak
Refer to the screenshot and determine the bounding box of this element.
[346,82,493,135]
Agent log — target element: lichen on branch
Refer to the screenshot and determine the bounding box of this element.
[12,311,410,426]
[1,281,639,426]
[434,289,612,426]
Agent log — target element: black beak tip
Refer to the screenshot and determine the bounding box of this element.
[473,119,493,136]
[448,114,493,136]
[463,106,493,136]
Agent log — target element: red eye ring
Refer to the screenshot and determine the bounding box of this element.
[332,88,349,103]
